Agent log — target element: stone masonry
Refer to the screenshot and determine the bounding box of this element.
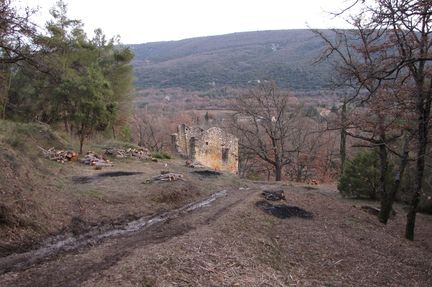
[171,124,238,173]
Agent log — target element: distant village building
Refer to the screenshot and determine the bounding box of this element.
[318,108,331,118]
[171,124,238,173]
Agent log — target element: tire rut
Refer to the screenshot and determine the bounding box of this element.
[0,188,250,287]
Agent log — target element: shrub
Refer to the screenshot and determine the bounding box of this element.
[338,150,393,199]
[152,151,172,160]
[400,163,432,214]
[119,126,132,143]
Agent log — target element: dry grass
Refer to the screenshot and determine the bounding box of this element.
[150,181,201,205]
[0,144,241,256]
[1,121,431,286]
[80,184,432,287]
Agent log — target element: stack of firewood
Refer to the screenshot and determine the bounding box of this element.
[38,147,78,163]
[80,152,113,168]
[39,147,113,169]
[153,172,184,181]
[104,147,150,159]
[185,160,205,168]
[145,172,184,183]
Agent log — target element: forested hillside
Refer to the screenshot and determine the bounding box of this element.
[131,30,332,91]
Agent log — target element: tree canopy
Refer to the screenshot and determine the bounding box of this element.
[2,0,134,153]
[316,0,432,240]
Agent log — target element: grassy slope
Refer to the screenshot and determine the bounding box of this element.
[131,30,333,91]
[0,120,242,254]
[0,120,71,248]
[0,121,431,286]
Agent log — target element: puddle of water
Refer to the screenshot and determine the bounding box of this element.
[0,190,227,273]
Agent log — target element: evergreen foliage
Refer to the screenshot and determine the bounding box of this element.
[338,151,393,199]
[3,1,134,152]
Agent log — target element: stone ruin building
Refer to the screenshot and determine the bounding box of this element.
[171,124,238,174]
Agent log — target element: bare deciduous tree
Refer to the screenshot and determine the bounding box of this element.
[231,82,305,181]
[316,0,432,240]
[132,113,165,152]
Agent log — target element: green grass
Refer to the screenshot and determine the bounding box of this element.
[152,151,172,160]
[0,120,68,151]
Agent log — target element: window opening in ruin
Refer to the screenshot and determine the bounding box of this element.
[222,147,229,162]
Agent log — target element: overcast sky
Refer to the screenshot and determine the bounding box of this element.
[21,0,355,44]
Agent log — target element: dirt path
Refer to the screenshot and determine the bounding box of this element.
[1,182,432,287]
[0,187,250,287]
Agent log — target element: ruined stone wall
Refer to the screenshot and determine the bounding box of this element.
[172,124,203,157]
[172,125,238,173]
[194,127,238,173]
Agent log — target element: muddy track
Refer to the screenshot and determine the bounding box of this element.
[0,188,250,287]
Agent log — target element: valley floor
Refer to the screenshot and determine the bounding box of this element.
[1,159,431,286]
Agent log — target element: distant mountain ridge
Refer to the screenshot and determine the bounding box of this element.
[130,30,332,91]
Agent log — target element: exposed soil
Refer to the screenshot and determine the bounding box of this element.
[72,171,144,183]
[95,171,144,177]
[1,150,432,287]
[191,169,222,177]
[0,190,227,275]
[0,182,431,286]
[255,200,314,219]
[0,157,241,261]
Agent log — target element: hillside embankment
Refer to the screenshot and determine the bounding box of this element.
[0,121,431,286]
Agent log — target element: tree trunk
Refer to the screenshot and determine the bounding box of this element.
[63,118,70,134]
[0,90,6,120]
[112,125,116,140]
[379,135,410,224]
[79,135,84,154]
[0,69,12,119]
[406,125,427,240]
[406,89,430,240]
[79,123,85,154]
[376,114,388,222]
[340,100,347,174]
[275,163,282,181]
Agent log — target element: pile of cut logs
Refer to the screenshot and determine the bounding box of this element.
[104,147,150,159]
[38,147,78,163]
[80,152,113,168]
[39,147,114,169]
[145,172,184,183]
[154,173,183,181]
[185,160,205,168]
[39,146,150,169]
